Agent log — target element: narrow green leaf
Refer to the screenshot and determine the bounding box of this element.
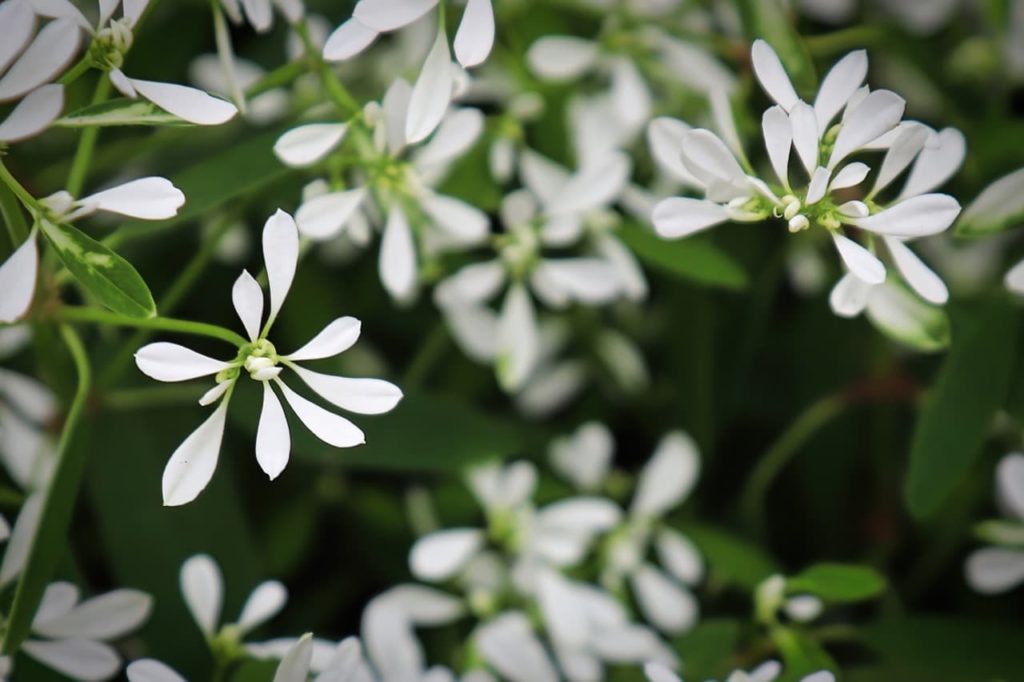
[736,0,817,94]
[683,523,779,590]
[865,282,951,352]
[954,167,1024,238]
[905,298,1019,519]
[40,219,156,318]
[618,223,749,290]
[786,563,887,602]
[54,98,195,128]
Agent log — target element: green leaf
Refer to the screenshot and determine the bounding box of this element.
[905,298,1019,519]
[683,523,779,590]
[40,219,156,318]
[674,619,742,680]
[736,0,817,94]
[231,386,532,472]
[113,128,292,241]
[954,167,1024,237]
[865,282,951,352]
[786,563,887,602]
[853,617,1024,681]
[54,98,195,128]
[618,223,749,290]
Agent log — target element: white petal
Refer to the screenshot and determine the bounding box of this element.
[884,236,948,304]
[536,570,587,648]
[376,584,465,625]
[295,188,366,241]
[109,67,137,98]
[410,528,485,581]
[548,421,613,491]
[647,117,701,187]
[652,197,729,238]
[380,204,418,302]
[0,0,36,73]
[181,554,224,636]
[545,152,630,216]
[0,19,80,102]
[405,29,453,144]
[232,270,264,342]
[381,77,412,154]
[497,284,539,392]
[323,18,379,62]
[273,634,313,682]
[631,564,698,634]
[129,79,238,125]
[0,493,41,586]
[162,402,229,506]
[612,57,652,131]
[849,194,961,237]
[871,124,930,196]
[255,383,290,480]
[784,595,824,622]
[830,162,870,190]
[805,166,831,205]
[284,317,361,362]
[434,260,505,307]
[288,364,402,415]
[0,84,63,143]
[79,177,185,220]
[534,258,621,304]
[453,0,494,67]
[832,233,886,285]
[997,453,1024,521]
[475,612,559,682]
[22,639,120,681]
[439,303,499,362]
[127,659,188,682]
[361,599,423,678]
[762,105,792,188]
[241,0,273,32]
[353,0,438,31]
[33,590,152,640]
[829,272,873,318]
[276,380,365,447]
[199,380,232,406]
[813,49,868,131]
[0,232,38,323]
[273,123,348,167]
[655,529,703,585]
[526,36,599,81]
[897,127,966,200]
[34,583,79,627]
[539,496,621,533]
[751,39,799,111]
[631,431,700,518]
[135,343,229,383]
[263,209,299,326]
[961,168,1024,232]
[238,580,288,633]
[645,662,682,682]
[679,129,748,194]
[422,194,489,244]
[598,233,647,301]
[1008,258,1024,296]
[789,102,819,175]
[414,108,483,168]
[828,90,905,168]
[965,547,1024,594]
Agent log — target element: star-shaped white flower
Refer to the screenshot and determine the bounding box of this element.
[135,209,403,506]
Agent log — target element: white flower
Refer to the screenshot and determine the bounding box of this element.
[31,0,238,125]
[13,581,152,682]
[189,53,289,125]
[474,611,560,682]
[965,453,1024,594]
[323,0,494,70]
[434,152,634,391]
[0,0,79,113]
[0,176,185,323]
[134,210,402,506]
[650,41,961,315]
[645,660,835,682]
[219,0,303,33]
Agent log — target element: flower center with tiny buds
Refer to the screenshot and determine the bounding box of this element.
[91,18,134,70]
[242,339,281,382]
[498,223,540,278]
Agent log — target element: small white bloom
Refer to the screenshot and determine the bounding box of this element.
[966,454,1024,594]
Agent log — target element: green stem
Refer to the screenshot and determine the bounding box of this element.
[245,59,307,98]
[97,217,238,388]
[0,159,41,214]
[211,0,248,115]
[66,77,113,197]
[804,26,885,57]
[0,181,30,247]
[401,323,449,390]
[2,325,91,656]
[54,306,248,347]
[739,394,848,533]
[57,56,94,86]
[294,19,360,115]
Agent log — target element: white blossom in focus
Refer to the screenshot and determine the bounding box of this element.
[134,210,403,506]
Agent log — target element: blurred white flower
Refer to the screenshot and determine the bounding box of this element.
[965,453,1024,594]
[13,581,152,682]
[0,176,185,324]
[31,0,238,125]
[135,210,402,506]
[645,660,835,682]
